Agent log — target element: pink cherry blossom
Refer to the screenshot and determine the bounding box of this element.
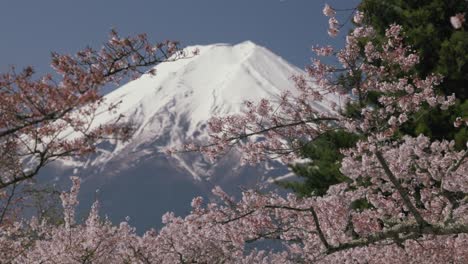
[450,13,465,29]
[353,11,364,24]
[323,4,336,17]
[328,17,340,37]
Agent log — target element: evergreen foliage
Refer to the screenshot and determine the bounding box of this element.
[360,0,467,148]
[281,0,467,196]
[277,130,359,197]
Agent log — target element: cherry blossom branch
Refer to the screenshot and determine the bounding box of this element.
[0,30,185,191]
[375,151,428,227]
[217,200,468,256]
[0,184,17,225]
[327,221,468,254]
[264,205,331,250]
[219,117,339,143]
[445,150,468,176]
[218,210,256,224]
[260,203,468,255]
[0,146,75,189]
[0,111,69,138]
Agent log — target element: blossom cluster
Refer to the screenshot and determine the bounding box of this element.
[323,4,339,37]
[450,13,466,29]
[0,30,183,193]
[2,172,468,263]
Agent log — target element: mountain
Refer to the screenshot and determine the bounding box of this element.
[40,41,329,232]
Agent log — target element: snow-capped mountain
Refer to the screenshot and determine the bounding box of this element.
[63,41,313,179]
[41,41,328,232]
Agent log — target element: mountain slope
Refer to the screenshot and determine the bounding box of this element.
[43,41,332,231]
[66,41,321,178]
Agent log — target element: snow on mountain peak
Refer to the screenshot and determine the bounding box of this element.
[65,41,320,178]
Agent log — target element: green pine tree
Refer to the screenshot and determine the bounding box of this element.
[277,130,359,197]
[280,0,467,197]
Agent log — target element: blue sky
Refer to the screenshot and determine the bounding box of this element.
[0,0,360,77]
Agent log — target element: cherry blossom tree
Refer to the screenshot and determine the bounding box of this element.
[0,30,184,225]
[1,6,468,264]
[174,8,468,262]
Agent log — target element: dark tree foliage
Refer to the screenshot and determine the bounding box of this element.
[360,0,468,148]
[281,0,467,197]
[277,130,359,197]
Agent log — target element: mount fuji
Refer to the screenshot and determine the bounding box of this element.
[40,41,329,232]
